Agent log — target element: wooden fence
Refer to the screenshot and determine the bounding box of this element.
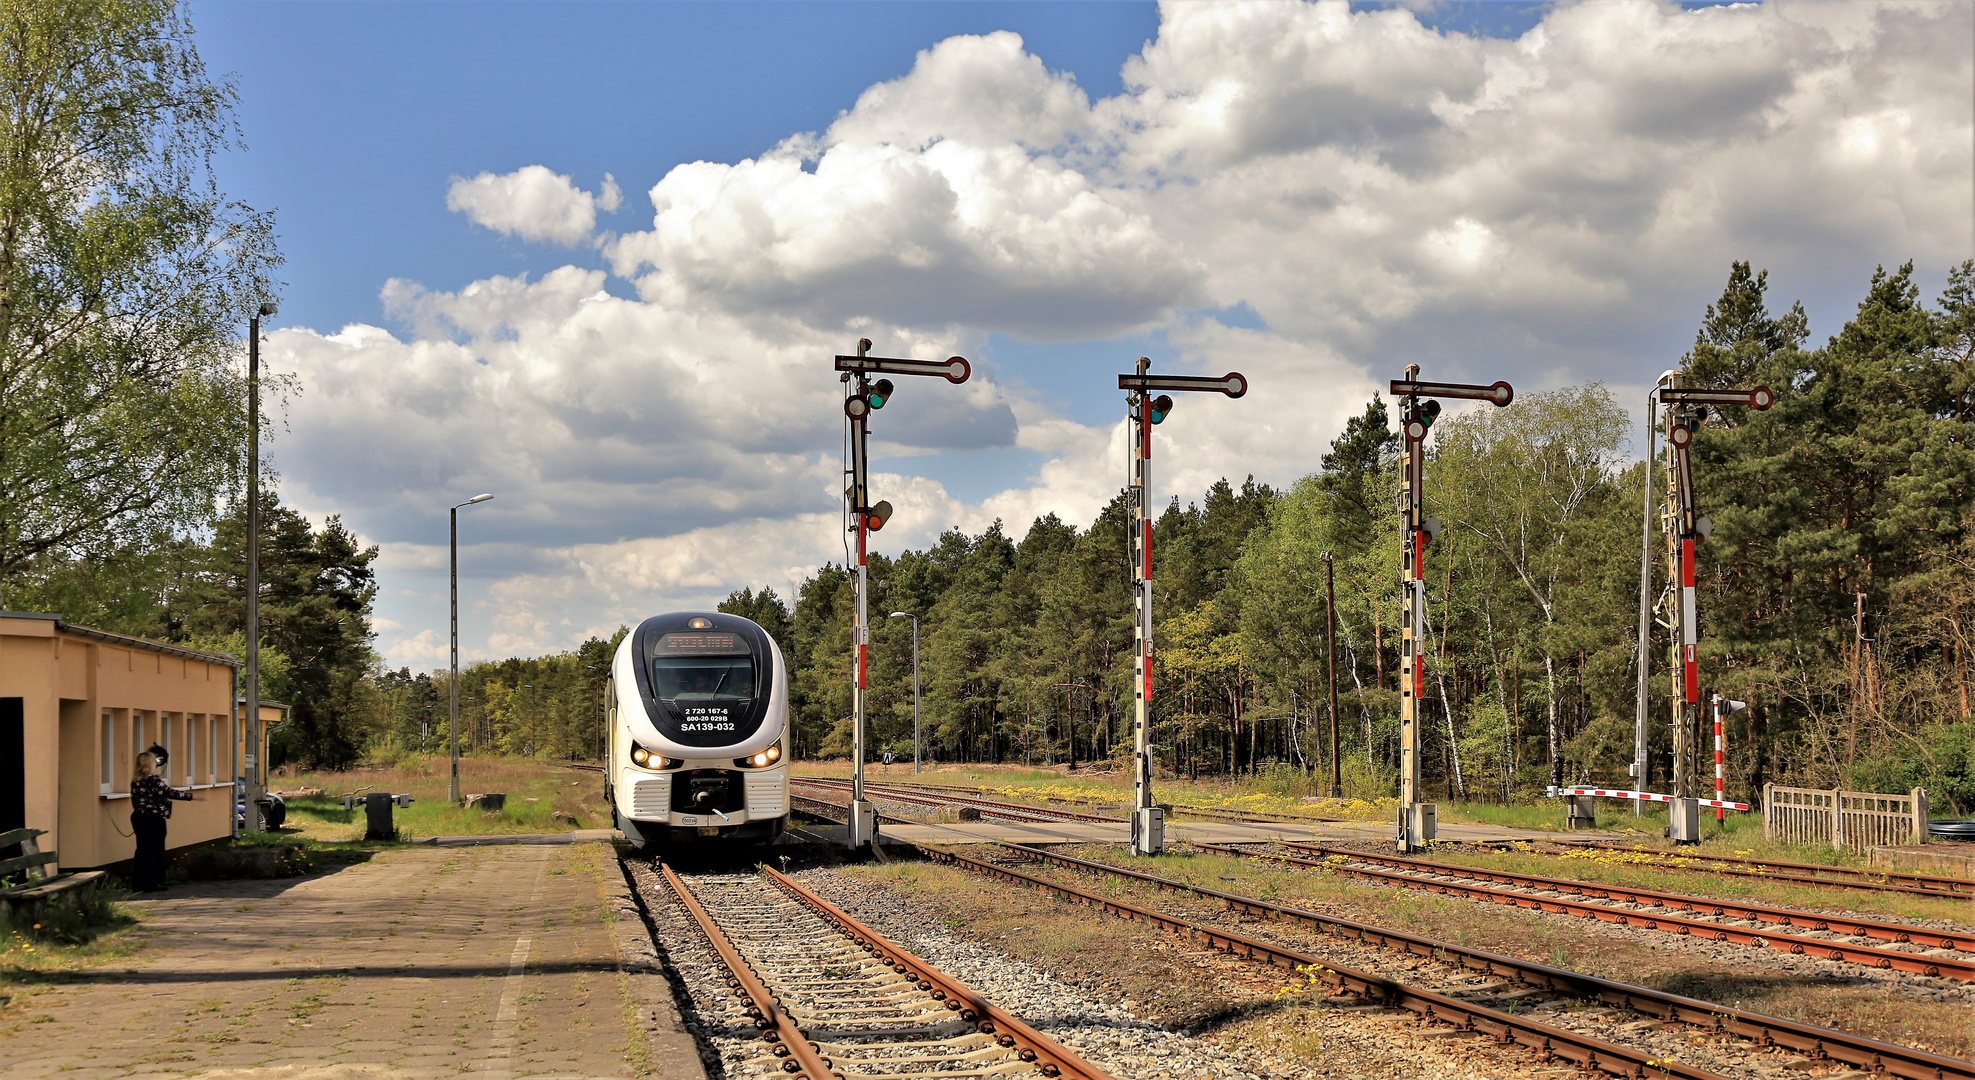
[1763,784,1927,850]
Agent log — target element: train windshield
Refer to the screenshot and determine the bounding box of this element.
[652,633,755,702]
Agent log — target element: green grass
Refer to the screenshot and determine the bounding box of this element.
[796,759,1780,832]
[1429,838,1967,921]
[269,755,611,840]
[0,883,145,995]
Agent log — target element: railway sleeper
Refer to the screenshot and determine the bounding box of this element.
[953,841,1970,1080]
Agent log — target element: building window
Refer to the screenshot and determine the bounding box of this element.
[187,715,200,785]
[133,712,146,778]
[161,713,174,784]
[100,711,113,794]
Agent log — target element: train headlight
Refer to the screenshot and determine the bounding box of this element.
[631,744,678,770]
[735,743,783,769]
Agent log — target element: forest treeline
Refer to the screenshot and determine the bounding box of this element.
[727,262,1975,809]
[11,260,1969,804]
[16,8,1964,804]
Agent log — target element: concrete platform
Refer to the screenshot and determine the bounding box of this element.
[4,840,702,1080]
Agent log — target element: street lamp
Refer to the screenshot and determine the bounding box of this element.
[887,612,921,774]
[449,492,494,804]
[243,301,277,833]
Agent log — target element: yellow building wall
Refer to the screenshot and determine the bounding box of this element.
[1,616,238,870]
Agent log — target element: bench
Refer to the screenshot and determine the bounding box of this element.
[0,827,106,916]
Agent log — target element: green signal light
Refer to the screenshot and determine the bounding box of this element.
[868,378,894,409]
[1150,394,1174,424]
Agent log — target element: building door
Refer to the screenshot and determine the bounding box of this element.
[0,698,22,861]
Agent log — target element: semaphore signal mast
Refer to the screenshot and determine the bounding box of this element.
[1117,357,1247,856]
[835,339,971,849]
[1389,365,1513,854]
[1654,374,1771,842]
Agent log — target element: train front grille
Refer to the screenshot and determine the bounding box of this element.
[745,772,787,815]
[628,776,671,817]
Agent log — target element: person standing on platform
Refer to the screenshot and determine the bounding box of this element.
[130,750,202,892]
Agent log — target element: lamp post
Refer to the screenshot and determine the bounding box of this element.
[243,302,277,832]
[449,493,494,804]
[887,612,921,773]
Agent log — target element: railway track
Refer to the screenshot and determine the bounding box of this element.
[1487,838,1975,898]
[1274,840,1975,950]
[791,789,1972,1080]
[654,858,1112,1080]
[805,775,1345,826]
[912,841,1727,1080]
[953,841,1974,1080]
[792,777,1121,824]
[1202,840,1975,982]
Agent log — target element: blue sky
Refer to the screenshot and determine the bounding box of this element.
[202,2,1165,332]
[190,1,1972,668]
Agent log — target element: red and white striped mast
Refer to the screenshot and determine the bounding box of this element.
[836,339,970,849]
[1117,358,1247,856]
[1390,366,1513,854]
[1656,377,1770,842]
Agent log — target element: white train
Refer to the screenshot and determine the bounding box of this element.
[606,612,789,846]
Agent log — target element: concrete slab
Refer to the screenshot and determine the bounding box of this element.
[1,843,703,1080]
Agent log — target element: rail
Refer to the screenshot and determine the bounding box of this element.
[761,867,1116,1080]
[800,775,1347,825]
[1265,840,1975,952]
[790,785,1973,1080]
[1523,839,1974,896]
[918,845,1729,1079]
[655,860,836,1080]
[971,841,1973,1080]
[792,777,1119,823]
[1198,841,1975,981]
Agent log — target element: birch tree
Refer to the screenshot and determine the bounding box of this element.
[1432,385,1629,787]
[0,0,280,588]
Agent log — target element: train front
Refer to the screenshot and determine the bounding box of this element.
[608,613,789,845]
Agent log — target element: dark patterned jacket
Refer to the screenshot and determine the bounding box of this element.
[132,774,194,818]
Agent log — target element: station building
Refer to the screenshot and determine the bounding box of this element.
[0,611,243,870]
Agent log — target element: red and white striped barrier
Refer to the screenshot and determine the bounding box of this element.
[1556,786,1750,812]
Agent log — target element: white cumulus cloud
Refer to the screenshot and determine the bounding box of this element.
[446,165,622,245]
[272,0,1970,668]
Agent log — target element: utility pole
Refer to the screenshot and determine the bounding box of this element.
[837,342,970,848]
[1655,378,1770,842]
[1117,359,1248,855]
[243,303,276,832]
[1390,367,1513,853]
[1323,550,1341,798]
